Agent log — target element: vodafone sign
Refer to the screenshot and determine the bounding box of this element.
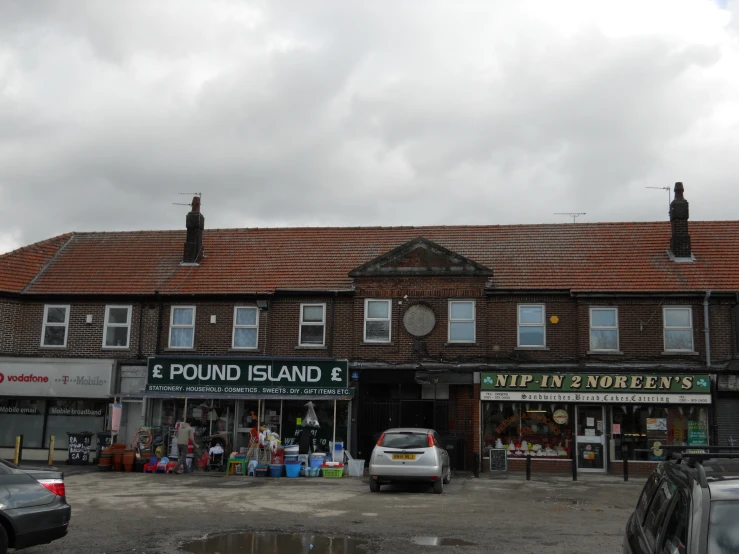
[0,359,114,398]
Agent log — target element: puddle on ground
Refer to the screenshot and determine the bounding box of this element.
[182,533,367,554]
[411,536,477,547]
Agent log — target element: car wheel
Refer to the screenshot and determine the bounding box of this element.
[369,479,381,493]
[0,521,8,554]
[443,467,451,484]
[433,478,444,495]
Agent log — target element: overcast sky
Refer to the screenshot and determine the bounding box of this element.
[2,1,739,253]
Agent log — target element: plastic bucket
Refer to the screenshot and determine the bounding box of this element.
[284,455,299,463]
[285,462,301,478]
[347,459,365,477]
[269,464,284,478]
[271,448,284,465]
[284,445,299,456]
[309,456,324,469]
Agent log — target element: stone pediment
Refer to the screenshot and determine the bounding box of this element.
[349,237,492,277]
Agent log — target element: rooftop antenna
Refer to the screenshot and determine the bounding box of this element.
[173,192,202,207]
[646,186,671,214]
[554,212,586,223]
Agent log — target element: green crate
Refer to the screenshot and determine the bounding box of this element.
[321,467,344,478]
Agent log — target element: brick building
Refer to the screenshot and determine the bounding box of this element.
[1,183,738,476]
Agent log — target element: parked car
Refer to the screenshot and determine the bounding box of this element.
[368,428,451,494]
[0,459,71,554]
[623,452,739,554]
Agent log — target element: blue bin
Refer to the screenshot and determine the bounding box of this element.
[309,456,325,469]
[285,462,301,478]
[269,464,284,478]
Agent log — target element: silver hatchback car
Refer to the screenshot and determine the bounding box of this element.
[368,428,451,494]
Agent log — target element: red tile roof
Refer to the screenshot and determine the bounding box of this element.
[2,222,739,295]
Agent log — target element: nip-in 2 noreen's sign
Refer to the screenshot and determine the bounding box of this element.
[480,372,712,404]
[146,357,352,398]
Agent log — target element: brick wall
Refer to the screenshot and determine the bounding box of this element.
[0,298,20,355]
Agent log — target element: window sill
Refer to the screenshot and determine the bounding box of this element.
[662,350,699,356]
[587,350,624,355]
[229,348,260,352]
[445,342,480,347]
[102,347,131,350]
[361,342,394,346]
[514,346,549,351]
[164,348,195,352]
[295,345,328,350]
[39,345,67,349]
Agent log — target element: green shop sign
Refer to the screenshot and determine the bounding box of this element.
[146,357,353,398]
[480,372,711,405]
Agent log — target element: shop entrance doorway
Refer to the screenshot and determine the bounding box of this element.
[575,405,606,472]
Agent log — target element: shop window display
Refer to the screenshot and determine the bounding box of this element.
[612,405,708,461]
[45,399,106,449]
[0,398,46,448]
[482,403,573,458]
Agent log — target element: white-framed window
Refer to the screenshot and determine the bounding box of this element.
[448,300,476,342]
[169,306,196,349]
[663,307,693,351]
[233,306,259,349]
[41,305,70,347]
[589,308,619,351]
[518,304,546,347]
[364,299,392,343]
[299,304,326,346]
[103,305,132,349]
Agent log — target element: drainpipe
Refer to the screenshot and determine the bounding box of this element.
[704,291,712,367]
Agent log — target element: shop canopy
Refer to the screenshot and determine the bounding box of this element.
[136,356,354,401]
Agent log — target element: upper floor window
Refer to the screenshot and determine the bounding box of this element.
[41,305,70,347]
[233,307,259,349]
[169,306,196,349]
[103,305,132,349]
[300,304,325,346]
[448,300,475,342]
[589,308,619,351]
[663,307,693,352]
[364,299,391,343]
[518,304,545,347]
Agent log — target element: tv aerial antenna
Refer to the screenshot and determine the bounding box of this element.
[173,192,202,207]
[554,212,586,223]
[646,186,671,213]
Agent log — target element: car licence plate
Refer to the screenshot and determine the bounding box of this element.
[392,454,416,461]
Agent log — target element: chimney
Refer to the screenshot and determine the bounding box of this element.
[183,196,204,264]
[669,182,691,258]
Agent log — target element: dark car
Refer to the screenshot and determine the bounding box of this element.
[0,459,71,554]
[623,452,739,554]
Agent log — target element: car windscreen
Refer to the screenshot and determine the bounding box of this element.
[708,501,739,553]
[381,432,428,449]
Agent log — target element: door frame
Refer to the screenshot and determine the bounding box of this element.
[575,405,607,473]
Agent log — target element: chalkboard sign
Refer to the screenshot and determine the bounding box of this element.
[67,432,93,465]
[488,448,508,473]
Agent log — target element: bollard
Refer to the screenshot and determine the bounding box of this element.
[526,453,532,480]
[14,434,24,465]
[473,452,480,478]
[622,444,629,482]
[571,452,577,481]
[48,435,55,466]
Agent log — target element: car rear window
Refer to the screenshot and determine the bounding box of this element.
[708,501,739,553]
[381,432,428,449]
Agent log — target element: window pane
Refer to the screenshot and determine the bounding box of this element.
[591,329,618,350]
[591,309,616,327]
[660,494,688,554]
[105,326,129,347]
[236,307,257,326]
[665,330,693,350]
[708,501,739,554]
[108,307,129,325]
[665,309,690,327]
[0,399,46,448]
[46,306,67,323]
[302,306,324,323]
[519,306,543,324]
[172,308,193,325]
[367,301,389,319]
[44,325,66,346]
[301,325,324,345]
[366,321,390,341]
[450,321,474,341]
[170,327,194,347]
[234,327,257,348]
[519,326,544,346]
[450,302,474,320]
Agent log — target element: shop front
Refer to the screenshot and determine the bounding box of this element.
[140,356,354,461]
[0,358,114,461]
[480,371,712,475]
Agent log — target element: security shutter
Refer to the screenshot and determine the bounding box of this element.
[716,395,739,447]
